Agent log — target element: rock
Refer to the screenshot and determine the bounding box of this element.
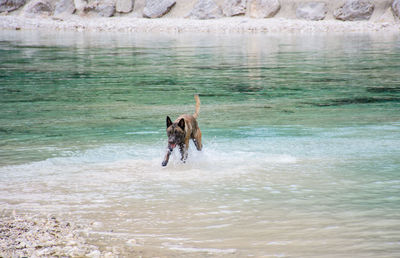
[0,0,26,12]
[376,6,396,23]
[54,0,75,16]
[96,1,114,16]
[126,239,137,246]
[67,240,78,246]
[116,0,133,13]
[393,0,400,18]
[104,252,115,258]
[0,213,120,258]
[91,221,104,228]
[249,0,280,18]
[222,0,246,17]
[87,249,101,258]
[66,246,87,257]
[334,0,374,21]
[84,0,115,17]
[73,0,86,14]
[25,0,53,15]
[187,0,223,19]
[296,2,327,21]
[143,0,175,18]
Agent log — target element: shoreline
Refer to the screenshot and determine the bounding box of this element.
[0,211,118,257]
[0,210,192,257]
[1,15,400,33]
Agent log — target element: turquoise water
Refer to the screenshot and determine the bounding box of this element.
[1,31,400,256]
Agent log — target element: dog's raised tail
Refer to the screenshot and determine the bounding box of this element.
[193,94,200,119]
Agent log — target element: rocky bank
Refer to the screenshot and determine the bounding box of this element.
[0,211,120,257]
[0,0,399,32]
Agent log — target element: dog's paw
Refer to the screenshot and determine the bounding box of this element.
[162,160,168,167]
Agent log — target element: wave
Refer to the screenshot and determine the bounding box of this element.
[0,140,298,183]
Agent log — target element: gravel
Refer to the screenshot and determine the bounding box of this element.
[0,211,117,258]
[0,15,399,33]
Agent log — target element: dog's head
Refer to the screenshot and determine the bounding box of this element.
[166,116,185,150]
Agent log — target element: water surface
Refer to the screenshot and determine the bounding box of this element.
[1,31,400,257]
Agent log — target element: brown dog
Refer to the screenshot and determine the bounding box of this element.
[162,94,202,166]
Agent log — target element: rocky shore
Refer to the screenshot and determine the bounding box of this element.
[0,211,117,257]
[1,15,400,33]
[0,0,399,33]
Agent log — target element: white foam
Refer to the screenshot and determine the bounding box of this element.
[125,131,159,135]
[0,141,299,185]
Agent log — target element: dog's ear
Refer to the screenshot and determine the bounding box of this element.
[166,116,172,128]
[177,118,185,131]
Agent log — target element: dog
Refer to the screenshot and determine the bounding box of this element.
[162,94,202,166]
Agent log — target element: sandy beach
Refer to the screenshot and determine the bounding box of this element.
[0,15,399,33]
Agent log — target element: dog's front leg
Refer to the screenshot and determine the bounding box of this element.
[179,143,188,163]
[162,147,173,167]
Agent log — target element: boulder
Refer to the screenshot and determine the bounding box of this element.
[393,0,400,18]
[376,7,396,23]
[25,0,53,15]
[96,1,114,16]
[249,0,280,19]
[334,0,374,21]
[84,0,115,17]
[0,0,26,12]
[54,0,75,16]
[187,0,223,19]
[296,2,327,21]
[222,0,246,17]
[143,0,175,18]
[116,0,133,13]
[73,0,86,14]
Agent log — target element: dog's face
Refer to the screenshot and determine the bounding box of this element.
[166,116,185,150]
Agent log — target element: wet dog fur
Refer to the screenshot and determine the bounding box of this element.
[162,95,202,166]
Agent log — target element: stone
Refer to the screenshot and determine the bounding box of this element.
[126,239,137,246]
[84,0,115,17]
[104,252,115,258]
[187,0,223,19]
[87,249,101,258]
[54,0,75,16]
[296,2,327,21]
[116,0,133,13]
[249,0,280,18]
[0,214,121,257]
[25,0,53,15]
[376,6,396,23]
[91,221,104,228]
[96,1,114,16]
[73,0,86,14]
[143,0,175,18]
[222,0,246,17]
[0,0,26,12]
[334,0,374,21]
[393,0,400,18]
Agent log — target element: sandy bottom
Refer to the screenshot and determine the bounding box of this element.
[0,15,399,33]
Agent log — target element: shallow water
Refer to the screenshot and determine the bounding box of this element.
[1,31,400,257]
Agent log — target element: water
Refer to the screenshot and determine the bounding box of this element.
[1,31,400,257]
